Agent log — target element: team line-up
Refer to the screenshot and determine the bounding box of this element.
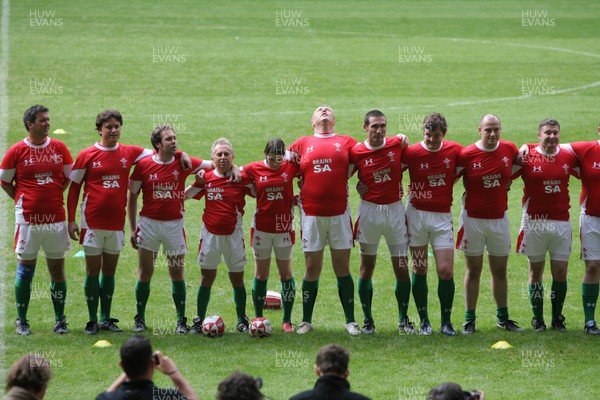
[3,104,600,337]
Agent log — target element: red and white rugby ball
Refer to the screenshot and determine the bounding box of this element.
[201,315,225,337]
[249,317,272,338]
[264,290,282,310]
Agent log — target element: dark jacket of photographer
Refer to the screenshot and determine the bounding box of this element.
[289,375,370,400]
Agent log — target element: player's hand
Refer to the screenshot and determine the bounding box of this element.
[297,176,304,190]
[229,165,242,183]
[130,233,139,250]
[154,351,179,376]
[68,221,80,241]
[195,169,206,185]
[180,152,192,170]
[356,181,369,197]
[517,144,530,164]
[397,133,410,148]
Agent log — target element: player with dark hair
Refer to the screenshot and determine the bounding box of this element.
[456,114,523,333]
[96,335,197,400]
[542,120,600,334]
[67,109,154,334]
[243,138,300,332]
[289,344,370,400]
[286,105,360,335]
[127,125,210,334]
[402,112,464,336]
[513,118,579,331]
[217,372,264,400]
[350,110,412,335]
[0,105,73,335]
[186,138,253,333]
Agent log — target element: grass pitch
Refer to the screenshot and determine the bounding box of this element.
[2,1,600,398]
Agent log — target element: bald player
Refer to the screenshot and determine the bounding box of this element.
[456,114,523,333]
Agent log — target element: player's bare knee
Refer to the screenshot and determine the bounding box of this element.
[228,272,245,287]
[437,267,453,280]
[394,266,410,282]
[278,269,292,281]
[552,270,567,282]
[255,271,269,280]
[200,269,217,286]
[465,268,482,280]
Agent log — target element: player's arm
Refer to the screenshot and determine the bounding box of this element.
[179,151,192,170]
[455,149,466,183]
[185,181,205,200]
[0,181,16,200]
[67,181,83,240]
[511,165,523,180]
[245,183,257,198]
[454,166,465,183]
[356,180,368,198]
[348,163,357,178]
[560,143,575,155]
[60,141,75,191]
[0,151,17,199]
[62,163,74,191]
[127,180,142,249]
[230,164,242,182]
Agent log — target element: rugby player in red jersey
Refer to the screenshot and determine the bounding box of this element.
[287,106,359,335]
[403,112,464,336]
[243,138,300,332]
[513,118,579,332]
[350,110,411,335]
[0,105,74,335]
[127,125,210,334]
[186,138,253,333]
[456,114,523,333]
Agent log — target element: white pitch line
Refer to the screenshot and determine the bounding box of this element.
[425,80,600,108]
[0,0,9,384]
[195,31,600,117]
[438,37,600,59]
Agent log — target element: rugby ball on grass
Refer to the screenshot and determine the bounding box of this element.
[201,315,225,337]
[249,317,272,338]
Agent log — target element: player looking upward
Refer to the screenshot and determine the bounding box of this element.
[286,105,360,335]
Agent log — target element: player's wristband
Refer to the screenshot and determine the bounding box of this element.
[166,370,178,376]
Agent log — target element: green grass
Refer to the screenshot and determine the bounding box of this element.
[2,0,600,399]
